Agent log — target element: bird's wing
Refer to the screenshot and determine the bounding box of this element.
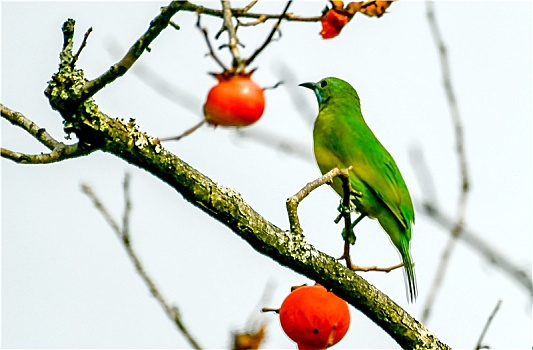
[353,151,415,229]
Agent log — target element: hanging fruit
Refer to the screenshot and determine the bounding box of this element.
[279,284,350,349]
[204,70,265,127]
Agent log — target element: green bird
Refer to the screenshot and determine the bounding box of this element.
[300,77,417,302]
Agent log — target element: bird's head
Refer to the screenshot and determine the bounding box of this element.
[299,77,360,106]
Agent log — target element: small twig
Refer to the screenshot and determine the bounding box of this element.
[1,144,89,164]
[2,103,60,150]
[474,300,502,350]
[242,0,259,13]
[159,119,206,142]
[81,176,202,350]
[81,1,186,99]
[262,81,283,90]
[260,307,279,314]
[81,184,122,235]
[245,0,293,67]
[286,167,351,235]
[422,1,470,323]
[196,13,227,71]
[1,103,93,164]
[238,14,268,27]
[352,262,405,273]
[73,27,93,63]
[169,21,181,30]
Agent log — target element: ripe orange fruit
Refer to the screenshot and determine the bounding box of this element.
[279,285,350,349]
[204,71,265,127]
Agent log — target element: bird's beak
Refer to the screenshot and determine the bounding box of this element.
[299,82,317,90]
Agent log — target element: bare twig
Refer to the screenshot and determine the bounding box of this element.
[2,103,60,150]
[474,300,503,350]
[286,167,351,235]
[73,27,93,63]
[352,262,404,273]
[169,21,181,30]
[1,103,93,164]
[422,1,471,323]
[237,15,268,27]
[159,119,206,142]
[242,0,259,13]
[81,176,202,350]
[1,145,88,164]
[245,0,293,67]
[196,13,227,71]
[81,1,186,99]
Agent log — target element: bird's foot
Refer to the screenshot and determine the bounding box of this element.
[334,200,356,224]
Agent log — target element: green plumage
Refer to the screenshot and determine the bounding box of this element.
[300,77,417,302]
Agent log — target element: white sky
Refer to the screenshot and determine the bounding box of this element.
[2,1,532,349]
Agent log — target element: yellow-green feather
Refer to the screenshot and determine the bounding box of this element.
[306,77,417,302]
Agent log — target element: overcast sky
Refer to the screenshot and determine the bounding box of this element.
[2,1,532,349]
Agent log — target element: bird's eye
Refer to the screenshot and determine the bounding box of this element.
[320,80,328,88]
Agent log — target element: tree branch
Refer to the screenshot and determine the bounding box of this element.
[1,103,94,164]
[81,1,186,100]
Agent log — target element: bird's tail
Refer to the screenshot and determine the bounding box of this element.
[400,237,418,303]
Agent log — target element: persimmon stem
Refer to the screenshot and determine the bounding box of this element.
[260,307,279,314]
[262,81,284,90]
[159,119,206,142]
